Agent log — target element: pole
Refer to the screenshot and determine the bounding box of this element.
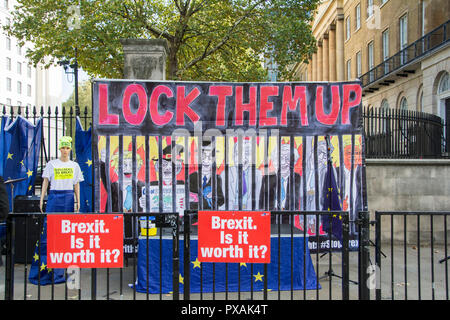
[74,47,79,108]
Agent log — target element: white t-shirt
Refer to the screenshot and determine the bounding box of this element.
[42,159,84,190]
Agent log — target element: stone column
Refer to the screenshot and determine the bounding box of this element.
[335,15,345,81]
[322,33,329,81]
[317,40,323,81]
[120,38,169,80]
[329,24,337,82]
[312,52,317,81]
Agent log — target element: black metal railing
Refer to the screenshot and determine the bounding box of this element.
[361,20,450,88]
[374,211,450,300]
[362,106,446,159]
[3,211,180,300]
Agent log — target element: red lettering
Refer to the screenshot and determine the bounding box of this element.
[122,84,148,125]
[315,86,340,125]
[234,86,257,126]
[149,85,174,126]
[176,86,201,126]
[209,85,232,127]
[259,86,279,127]
[98,84,119,125]
[281,86,308,126]
[342,84,362,124]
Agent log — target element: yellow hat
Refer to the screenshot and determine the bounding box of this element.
[59,136,72,149]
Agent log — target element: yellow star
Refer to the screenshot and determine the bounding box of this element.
[33,253,39,262]
[191,258,201,269]
[20,160,24,166]
[7,153,13,160]
[85,159,92,167]
[253,272,264,282]
[179,274,184,284]
[240,263,247,268]
[27,170,33,177]
[40,262,47,271]
[28,185,32,191]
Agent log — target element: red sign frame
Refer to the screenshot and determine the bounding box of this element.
[47,214,123,268]
[197,211,271,264]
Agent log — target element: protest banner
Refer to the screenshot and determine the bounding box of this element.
[197,210,271,263]
[46,214,123,268]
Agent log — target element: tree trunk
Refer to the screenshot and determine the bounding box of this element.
[167,43,179,80]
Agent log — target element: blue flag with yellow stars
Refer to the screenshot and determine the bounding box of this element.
[75,117,92,213]
[135,236,320,294]
[0,115,11,177]
[1,116,42,210]
[320,160,343,241]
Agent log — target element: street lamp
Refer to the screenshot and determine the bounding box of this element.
[58,47,79,108]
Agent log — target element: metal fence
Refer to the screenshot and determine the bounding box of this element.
[373,211,450,300]
[3,210,357,300]
[362,106,445,159]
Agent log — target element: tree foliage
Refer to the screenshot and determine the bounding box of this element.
[5,0,319,81]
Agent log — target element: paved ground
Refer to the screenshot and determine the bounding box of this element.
[1,242,448,300]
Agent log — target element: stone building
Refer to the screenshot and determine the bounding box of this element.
[292,0,449,121]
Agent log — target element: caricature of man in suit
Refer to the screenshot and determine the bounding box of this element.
[189,140,224,210]
[139,144,185,215]
[259,143,300,224]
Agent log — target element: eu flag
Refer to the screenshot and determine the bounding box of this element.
[75,117,92,213]
[320,160,343,241]
[0,116,11,177]
[2,116,42,210]
[135,236,320,294]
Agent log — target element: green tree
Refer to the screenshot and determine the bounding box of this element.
[62,80,92,141]
[5,0,319,81]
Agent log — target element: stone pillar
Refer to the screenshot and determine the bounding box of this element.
[317,40,323,81]
[322,33,329,81]
[329,24,337,82]
[120,38,169,80]
[335,15,345,81]
[308,62,313,82]
[312,52,317,81]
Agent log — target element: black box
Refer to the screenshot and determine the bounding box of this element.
[13,195,46,264]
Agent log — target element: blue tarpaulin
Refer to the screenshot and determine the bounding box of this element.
[135,236,320,293]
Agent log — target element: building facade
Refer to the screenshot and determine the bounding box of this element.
[0,0,63,109]
[292,0,449,121]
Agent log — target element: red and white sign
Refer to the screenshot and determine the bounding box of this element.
[198,211,271,264]
[47,214,123,268]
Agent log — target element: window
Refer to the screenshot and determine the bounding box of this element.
[6,77,11,91]
[6,57,10,71]
[346,17,351,40]
[4,0,8,9]
[6,98,11,106]
[27,84,31,97]
[420,0,426,36]
[17,62,22,75]
[17,45,22,56]
[27,65,32,78]
[355,4,361,30]
[17,81,22,94]
[368,41,374,81]
[6,37,10,50]
[399,14,408,64]
[382,29,390,74]
[356,51,362,77]
[417,87,424,112]
[347,59,352,80]
[381,99,389,110]
[438,72,449,95]
[399,97,408,110]
[367,0,374,18]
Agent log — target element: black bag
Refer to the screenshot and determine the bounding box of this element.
[0,176,9,221]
